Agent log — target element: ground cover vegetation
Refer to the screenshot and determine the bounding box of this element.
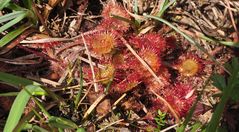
[0,0,239,131]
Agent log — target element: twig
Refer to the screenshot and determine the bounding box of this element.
[51,79,109,92]
[61,11,67,31]
[20,38,73,43]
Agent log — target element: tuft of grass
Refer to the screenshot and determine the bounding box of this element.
[0,0,38,47]
[0,71,82,131]
[0,23,32,47]
[0,72,46,132]
[4,85,44,132]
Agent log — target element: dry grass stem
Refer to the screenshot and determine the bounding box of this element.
[81,33,99,92]
[27,76,60,87]
[112,93,127,107]
[120,36,164,86]
[83,94,106,119]
[78,56,106,69]
[225,0,238,33]
[20,29,102,44]
[97,93,127,121]
[77,84,93,109]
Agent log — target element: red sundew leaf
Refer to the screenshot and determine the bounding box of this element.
[113,69,127,83]
[174,53,205,77]
[129,33,166,54]
[139,48,162,73]
[164,84,196,117]
[144,67,171,93]
[125,56,141,70]
[82,66,100,81]
[98,1,130,32]
[150,98,167,112]
[112,53,127,69]
[85,32,117,55]
[124,48,163,78]
[42,41,62,49]
[113,72,142,93]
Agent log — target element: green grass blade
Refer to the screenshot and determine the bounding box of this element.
[23,0,33,10]
[3,85,45,132]
[0,71,40,87]
[206,93,229,132]
[32,125,49,132]
[20,123,48,132]
[104,78,113,94]
[200,34,239,47]
[23,86,50,117]
[0,92,19,96]
[0,0,11,10]
[0,12,27,33]
[48,116,78,129]
[74,66,83,109]
[111,14,134,25]
[0,11,26,23]
[19,123,49,132]
[5,3,27,11]
[0,73,61,102]
[0,23,32,47]
[143,15,208,54]
[0,72,46,132]
[191,122,202,132]
[77,128,86,132]
[0,91,45,96]
[111,14,140,29]
[13,111,35,132]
